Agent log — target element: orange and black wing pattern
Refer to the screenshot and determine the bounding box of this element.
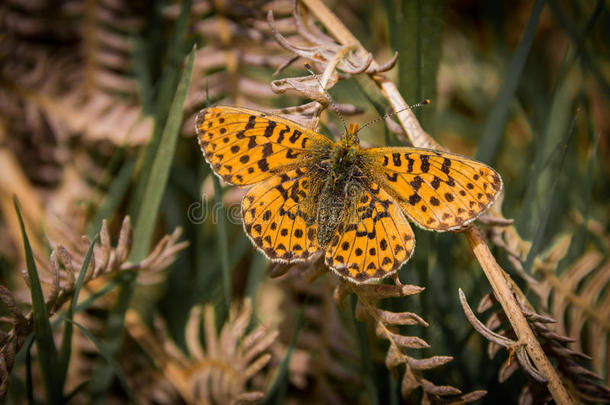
[196,106,332,185]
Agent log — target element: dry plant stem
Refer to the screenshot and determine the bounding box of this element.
[465,229,574,405]
[301,0,441,150]
[300,0,574,404]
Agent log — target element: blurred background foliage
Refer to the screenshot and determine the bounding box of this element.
[0,0,608,403]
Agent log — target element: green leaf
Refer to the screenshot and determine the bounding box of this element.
[245,252,267,309]
[263,306,305,404]
[384,0,446,127]
[128,0,194,221]
[523,109,578,273]
[213,175,232,312]
[14,197,62,403]
[351,294,379,405]
[89,45,196,402]
[87,157,137,237]
[58,233,99,386]
[475,0,547,164]
[131,36,155,115]
[64,381,90,403]
[67,319,137,404]
[130,45,196,262]
[24,336,34,405]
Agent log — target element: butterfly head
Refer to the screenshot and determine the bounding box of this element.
[342,122,360,148]
[329,123,360,183]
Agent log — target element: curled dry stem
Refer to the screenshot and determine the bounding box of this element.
[297,0,574,403]
[459,289,547,383]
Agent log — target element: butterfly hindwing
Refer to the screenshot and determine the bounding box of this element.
[242,167,320,262]
[324,179,415,283]
[360,147,503,231]
[196,106,333,185]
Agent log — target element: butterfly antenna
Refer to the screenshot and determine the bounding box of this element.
[357,99,431,133]
[304,63,348,133]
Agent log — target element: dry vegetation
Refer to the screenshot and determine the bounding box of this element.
[0,0,609,404]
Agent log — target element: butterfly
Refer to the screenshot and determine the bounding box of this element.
[196,106,503,284]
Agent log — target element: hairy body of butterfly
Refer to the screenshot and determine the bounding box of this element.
[196,106,503,284]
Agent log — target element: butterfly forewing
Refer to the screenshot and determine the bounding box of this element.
[360,147,503,231]
[196,106,333,185]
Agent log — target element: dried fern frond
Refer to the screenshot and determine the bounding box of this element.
[0,0,151,153]
[460,280,610,404]
[179,0,295,118]
[272,259,484,403]
[0,0,153,272]
[125,298,277,405]
[0,216,188,398]
[533,241,610,375]
[482,191,610,393]
[341,278,486,404]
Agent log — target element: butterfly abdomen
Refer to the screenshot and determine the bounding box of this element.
[316,143,360,247]
[316,178,348,248]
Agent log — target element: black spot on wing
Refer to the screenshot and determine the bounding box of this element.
[420,155,430,173]
[263,120,277,137]
[258,159,269,172]
[392,152,402,167]
[441,158,451,174]
[289,129,302,143]
[410,176,423,190]
[245,115,257,130]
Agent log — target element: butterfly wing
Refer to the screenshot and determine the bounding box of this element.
[196,106,333,185]
[242,167,323,262]
[324,179,415,283]
[360,147,503,231]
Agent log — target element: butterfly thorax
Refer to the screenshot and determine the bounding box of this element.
[316,123,361,248]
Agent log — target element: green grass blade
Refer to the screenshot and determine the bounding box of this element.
[548,0,610,98]
[263,306,305,404]
[213,176,232,311]
[75,272,136,314]
[516,55,573,239]
[351,294,379,405]
[131,36,155,115]
[245,252,267,309]
[389,370,399,405]
[87,157,137,237]
[130,45,196,261]
[523,110,578,273]
[88,278,136,401]
[64,381,90,403]
[128,0,193,220]
[351,75,395,146]
[384,0,446,127]
[561,129,599,265]
[475,0,546,164]
[50,272,135,331]
[13,197,62,403]
[24,336,34,405]
[89,46,195,402]
[67,319,137,404]
[58,233,99,386]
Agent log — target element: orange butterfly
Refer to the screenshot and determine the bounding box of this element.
[196,106,502,283]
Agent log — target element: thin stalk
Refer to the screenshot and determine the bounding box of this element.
[299,1,574,403]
